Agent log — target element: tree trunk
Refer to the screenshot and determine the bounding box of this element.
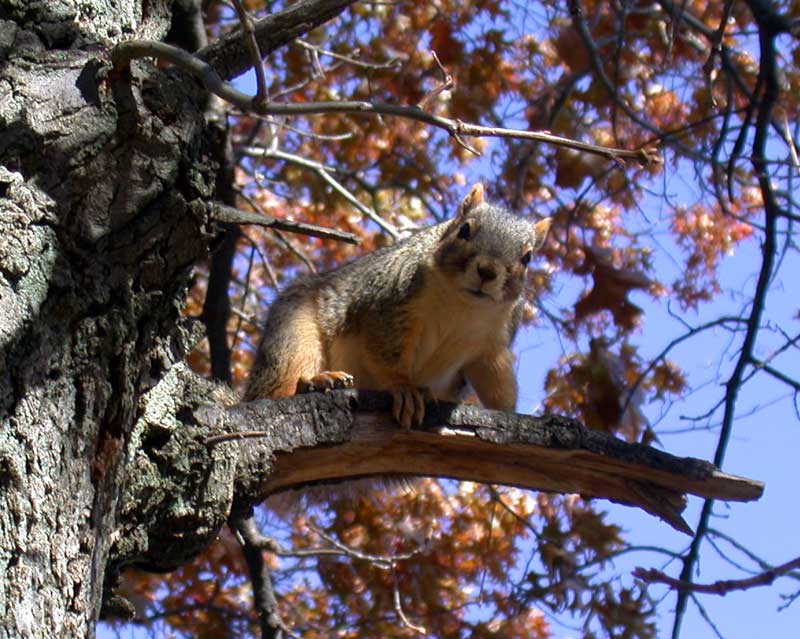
[0,1,361,634]
[0,2,213,635]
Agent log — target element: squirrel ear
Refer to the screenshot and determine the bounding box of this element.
[458,183,485,218]
[531,217,552,250]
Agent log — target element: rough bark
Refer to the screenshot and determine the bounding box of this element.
[0,32,213,635]
[0,0,356,636]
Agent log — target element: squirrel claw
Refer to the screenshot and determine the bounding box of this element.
[296,371,354,394]
[391,385,428,429]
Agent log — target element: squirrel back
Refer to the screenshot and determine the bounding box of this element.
[246,184,551,427]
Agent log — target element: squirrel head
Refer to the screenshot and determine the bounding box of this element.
[434,184,551,305]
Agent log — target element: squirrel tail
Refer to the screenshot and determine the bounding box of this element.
[245,291,324,401]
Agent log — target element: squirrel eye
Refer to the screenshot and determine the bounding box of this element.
[457,221,472,240]
[521,250,533,266]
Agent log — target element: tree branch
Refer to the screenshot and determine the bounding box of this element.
[197,0,359,82]
[231,510,286,639]
[635,555,800,596]
[206,202,359,244]
[201,390,763,536]
[231,0,268,104]
[111,365,765,605]
[202,222,238,382]
[672,1,786,634]
[202,92,239,383]
[111,40,661,166]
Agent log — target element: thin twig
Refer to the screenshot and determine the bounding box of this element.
[620,317,748,419]
[232,189,319,273]
[231,0,268,104]
[635,555,800,595]
[235,114,354,141]
[232,515,351,559]
[709,527,800,581]
[271,229,317,274]
[748,357,800,391]
[295,38,403,70]
[392,563,427,634]
[783,115,800,176]
[417,50,454,109]
[307,523,424,566]
[690,594,727,639]
[208,201,359,244]
[701,0,737,101]
[112,39,662,166]
[242,146,400,238]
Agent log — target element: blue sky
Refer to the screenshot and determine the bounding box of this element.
[513,175,800,638]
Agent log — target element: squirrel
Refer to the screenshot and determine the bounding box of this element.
[245,183,551,427]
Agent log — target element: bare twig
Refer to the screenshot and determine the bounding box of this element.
[307,523,424,566]
[234,115,354,141]
[709,527,800,582]
[308,523,428,633]
[392,564,427,634]
[620,317,748,420]
[635,555,800,596]
[748,357,800,391]
[690,594,727,639]
[241,233,280,291]
[231,510,297,639]
[230,305,258,326]
[295,38,403,71]
[232,516,343,560]
[702,0,737,100]
[112,40,662,166]
[242,146,400,238]
[672,2,787,635]
[783,115,800,176]
[231,0,268,104]
[207,201,359,244]
[417,50,454,109]
[271,229,317,274]
[232,189,318,273]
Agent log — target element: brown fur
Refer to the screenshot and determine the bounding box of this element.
[244,296,324,400]
[247,184,551,430]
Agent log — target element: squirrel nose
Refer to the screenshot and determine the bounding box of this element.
[477,263,498,282]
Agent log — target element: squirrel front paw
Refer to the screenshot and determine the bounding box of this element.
[296,371,355,394]
[391,385,430,429]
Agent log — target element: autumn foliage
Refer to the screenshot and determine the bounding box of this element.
[108,0,800,638]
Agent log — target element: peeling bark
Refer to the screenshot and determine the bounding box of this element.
[1,2,214,635]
